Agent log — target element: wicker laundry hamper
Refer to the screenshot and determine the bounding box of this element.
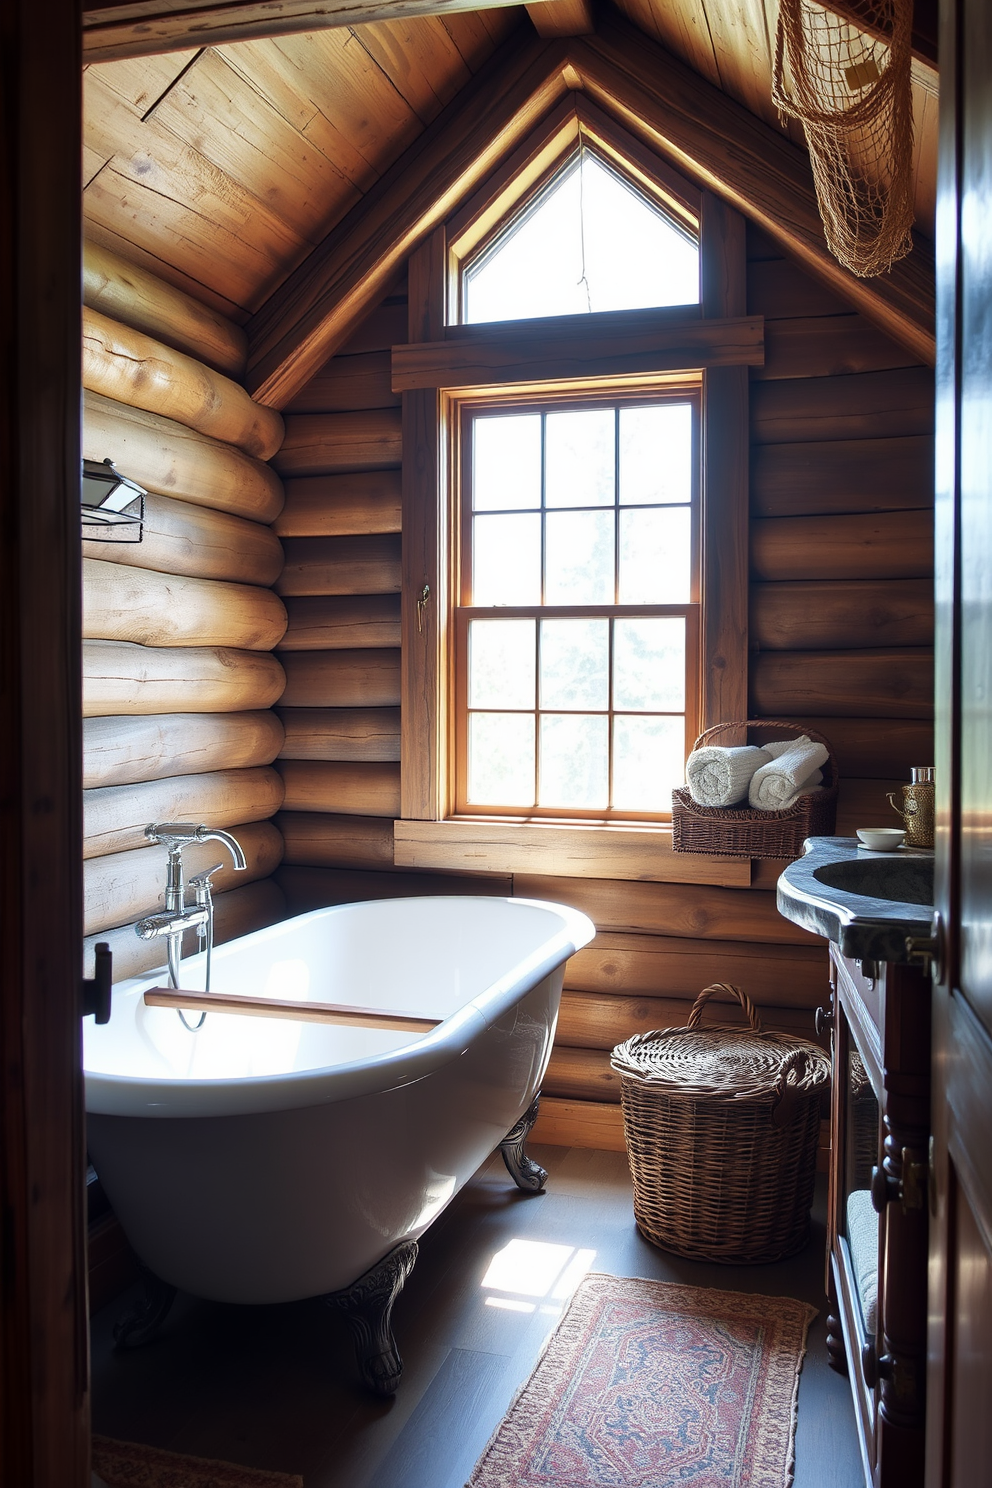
[611,984,831,1264]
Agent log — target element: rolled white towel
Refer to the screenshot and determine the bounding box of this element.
[686,745,771,807]
[748,734,828,810]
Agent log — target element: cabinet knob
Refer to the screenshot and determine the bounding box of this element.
[871,1163,901,1212]
[814,1004,834,1038]
[861,1339,878,1388]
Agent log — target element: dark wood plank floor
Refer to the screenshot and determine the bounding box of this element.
[90,1146,862,1487]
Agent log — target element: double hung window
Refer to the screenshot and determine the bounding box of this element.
[455,393,699,820]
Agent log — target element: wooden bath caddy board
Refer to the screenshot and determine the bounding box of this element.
[143,987,441,1034]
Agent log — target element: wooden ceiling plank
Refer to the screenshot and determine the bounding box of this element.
[615,0,720,91]
[264,28,423,175]
[700,0,781,133]
[82,0,527,63]
[148,50,362,243]
[215,38,380,191]
[525,0,595,39]
[440,8,519,68]
[577,15,934,364]
[245,32,571,404]
[84,68,308,271]
[85,48,201,110]
[353,15,473,126]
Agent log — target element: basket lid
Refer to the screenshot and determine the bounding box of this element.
[610,984,830,1116]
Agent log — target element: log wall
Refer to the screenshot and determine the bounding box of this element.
[272,233,933,1154]
[82,243,288,965]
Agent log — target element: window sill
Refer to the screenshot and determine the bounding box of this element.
[392,818,751,886]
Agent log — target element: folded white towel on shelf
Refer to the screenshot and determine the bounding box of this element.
[686,745,771,807]
[748,734,828,810]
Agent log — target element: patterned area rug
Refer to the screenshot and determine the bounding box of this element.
[92,1436,303,1488]
[467,1275,816,1488]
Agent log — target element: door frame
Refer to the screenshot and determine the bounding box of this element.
[0,1,89,1483]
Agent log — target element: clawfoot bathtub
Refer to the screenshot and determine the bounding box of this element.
[84,896,594,1393]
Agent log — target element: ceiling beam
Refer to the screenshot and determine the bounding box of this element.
[576,14,934,366]
[526,0,595,39]
[246,11,934,406]
[81,0,527,62]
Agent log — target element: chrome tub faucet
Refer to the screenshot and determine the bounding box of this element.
[135,823,246,1019]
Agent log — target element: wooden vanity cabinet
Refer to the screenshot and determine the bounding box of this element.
[824,947,931,1488]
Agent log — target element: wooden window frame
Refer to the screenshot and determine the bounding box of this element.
[453,388,702,823]
[397,138,753,885]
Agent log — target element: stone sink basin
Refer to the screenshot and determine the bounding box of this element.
[812,854,934,907]
[776,836,935,962]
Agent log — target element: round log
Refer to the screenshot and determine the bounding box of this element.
[83,240,247,378]
[273,410,402,478]
[277,811,394,869]
[750,510,933,582]
[278,761,400,817]
[83,558,288,651]
[83,820,284,937]
[83,493,283,586]
[277,707,400,762]
[543,1047,622,1103]
[279,595,400,651]
[83,641,286,716]
[83,712,285,790]
[84,766,285,859]
[84,391,284,523]
[279,650,401,708]
[750,647,935,719]
[82,878,288,985]
[274,471,401,537]
[276,535,401,597]
[83,306,284,460]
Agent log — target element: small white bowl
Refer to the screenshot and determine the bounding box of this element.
[856,827,906,852]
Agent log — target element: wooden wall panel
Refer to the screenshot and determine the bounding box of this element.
[273,410,402,477]
[279,760,400,817]
[272,208,933,1154]
[277,535,401,596]
[79,264,288,960]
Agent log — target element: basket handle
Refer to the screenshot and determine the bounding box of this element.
[771,1047,816,1128]
[686,983,763,1034]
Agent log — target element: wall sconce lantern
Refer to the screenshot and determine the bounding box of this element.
[81,458,146,542]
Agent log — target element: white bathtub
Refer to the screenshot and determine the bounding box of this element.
[84,896,593,1354]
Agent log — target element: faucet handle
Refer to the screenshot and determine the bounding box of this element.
[189,862,225,890]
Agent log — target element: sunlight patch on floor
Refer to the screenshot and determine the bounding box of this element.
[481,1238,597,1315]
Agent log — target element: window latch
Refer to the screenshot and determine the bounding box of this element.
[417,583,430,634]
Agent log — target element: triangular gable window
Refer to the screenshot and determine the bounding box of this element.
[462,147,699,325]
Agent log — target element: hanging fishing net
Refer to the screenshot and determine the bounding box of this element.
[773,0,914,277]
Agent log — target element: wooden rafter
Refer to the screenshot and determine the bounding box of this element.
[525,0,595,38]
[577,15,934,364]
[81,0,526,61]
[245,15,934,406]
[246,31,571,406]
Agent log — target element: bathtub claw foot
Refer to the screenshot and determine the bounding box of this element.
[324,1239,418,1396]
[113,1263,177,1348]
[500,1096,547,1193]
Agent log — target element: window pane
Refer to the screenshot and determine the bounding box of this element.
[469,619,535,709]
[468,713,535,806]
[545,509,614,604]
[539,714,609,809]
[545,409,615,508]
[613,618,685,711]
[540,619,609,709]
[619,506,691,603]
[613,715,685,811]
[473,415,541,510]
[473,513,541,605]
[620,403,693,505]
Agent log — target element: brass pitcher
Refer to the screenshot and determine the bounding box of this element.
[888,767,935,849]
